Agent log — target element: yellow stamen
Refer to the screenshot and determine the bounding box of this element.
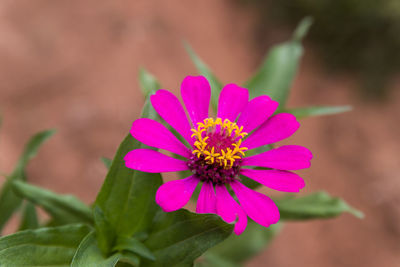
[191,117,248,168]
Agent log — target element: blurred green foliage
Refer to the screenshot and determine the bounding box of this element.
[240,0,400,98]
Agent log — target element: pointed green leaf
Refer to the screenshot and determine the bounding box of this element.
[114,236,155,261]
[132,231,149,242]
[71,231,123,267]
[0,129,55,233]
[94,130,162,237]
[101,157,112,169]
[292,16,313,42]
[275,191,364,220]
[244,18,312,108]
[94,206,116,256]
[284,105,352,119]
[18,201,39,231]
[95,89,162,252]
[195,254,237,267]
[139,68,161,98]
[142,209,233,267]
[13,129,56,174]
[184,42,223,112]
[118,252,140,266]
[0,224,90,266]
[12,180,93,225]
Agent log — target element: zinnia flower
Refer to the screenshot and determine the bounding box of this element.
[124,75,312,235]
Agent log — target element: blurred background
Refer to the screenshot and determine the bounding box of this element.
[1,0,400,266]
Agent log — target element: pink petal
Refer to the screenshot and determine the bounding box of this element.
[130,118,191,158]
[237,95,279,133]
[150,89,193,145]
[156,176,199,212]
[242,145,313,170]
[243,113,300,150]
[215,185,248,235]
[181,76,211,125]
[230,181,280,227]
[217,84,249,122]
[124,149,188,173]
[240,168,305,192]
[196,182,216,213]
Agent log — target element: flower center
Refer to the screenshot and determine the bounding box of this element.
[191,118,248,167]
[187,154,242,185]
[188,118,248,184]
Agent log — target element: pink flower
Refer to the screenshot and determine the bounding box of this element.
[124,76,312,235]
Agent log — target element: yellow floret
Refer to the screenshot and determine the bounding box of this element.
[191,117,248,168]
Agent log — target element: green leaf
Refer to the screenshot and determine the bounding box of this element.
[139,68,161,98]
[114,236,155,261]
[292,16,313,42]
[275,191,364,220]
[12,180,93,225]
[0,224,90,266]
[0,129,55,233]
[94,206,116,256]
[95,97,162,249]
[196,222,281,267]
[284,105,352,119]
[13,129,56,174]
[143,209,233,267]
[94,137,162,237]
[184,41,223,112]
[71,231,123,267]
[244,18,312,108]
[117,252,140,266]
[18,201,39,231]
[195,253,237,267]
[101,157,112,169]
[139,68,185,147]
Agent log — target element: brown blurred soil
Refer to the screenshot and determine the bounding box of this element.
[0,1,400,266]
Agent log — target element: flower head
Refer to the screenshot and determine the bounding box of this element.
[124,76,312,235]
